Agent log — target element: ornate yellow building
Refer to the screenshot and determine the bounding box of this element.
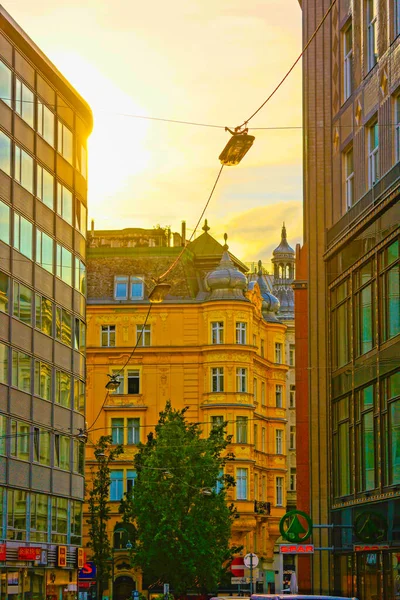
[84,223,288,598]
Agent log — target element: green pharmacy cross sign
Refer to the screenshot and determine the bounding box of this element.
[279,510,313,543]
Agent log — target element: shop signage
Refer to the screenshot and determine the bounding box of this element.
[279,510,313,543]
[18,547,41,561]
[354,544,389,552]
[0,544,6,560]
[77,548,85,569]
[79,561,97,580]
[280,544,314,554]
[57,545,67,567]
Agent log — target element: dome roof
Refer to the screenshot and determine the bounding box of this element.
[205,234,248,301]
[256,260,280,321]
[273,223,294,257]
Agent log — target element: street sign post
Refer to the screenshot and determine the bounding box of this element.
[163,583,169,600]
[231,577,246,585]
[243,553,258,595]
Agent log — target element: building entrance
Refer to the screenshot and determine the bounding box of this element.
[113,575,135,600]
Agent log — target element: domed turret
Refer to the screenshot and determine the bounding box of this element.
[205,234,248,301]
[271,223,295,319]
[257,260,280,322]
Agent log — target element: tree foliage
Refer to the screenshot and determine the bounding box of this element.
[86,435,123,599]
[119,401,240,596]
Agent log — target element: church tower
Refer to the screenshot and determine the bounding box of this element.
[271,223,295,320]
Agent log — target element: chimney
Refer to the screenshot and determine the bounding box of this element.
[91,219,95,235]
[181,220,186,246]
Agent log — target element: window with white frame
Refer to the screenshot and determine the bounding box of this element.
[130,276,144,299]
[343,23,353,101]
[15,78,34,128]
[290,426,296,450]
[290,468,297,491]
[395,95,400,162]
[261,381,266,406]
[114,276,128,300]
[36,229,53,273]
[0,131,11,176]
[114,276,144,300]
[236,416,248,443]
[110,470,124,501]
[14,213,33,259]
[0,61,12,108]
[366,0,378,71]
[276,384,283,408]
[275,342,283,363]
[101,325,115,347]
[276,476,284,506]
[211,367,224,392]
[345,146,354,208]
[236,468,248,499]
[289,385,296,408]
[111,418,124,444]
[289,344,295,366]
[211,415,224,429]
[136,323,151,346]
[368,120,379,187]
[57,182,73,225]
[36,164,54,209]
[14,144,33,193]
[236,367,247,392]
[211,321,224,344]
[236,322,247,344]
[37,101,54,146]
[56,244,72,286]
[127,418,140,444]
[276,429,283,454]
[57,120,73,164]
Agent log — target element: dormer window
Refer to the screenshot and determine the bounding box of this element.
[114,276,144,300]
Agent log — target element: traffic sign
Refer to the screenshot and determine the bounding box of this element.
[244,553,259,568]
[231,577,247,584]
[230,557,245,576]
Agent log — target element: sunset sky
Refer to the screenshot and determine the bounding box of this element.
[4,0,303,268]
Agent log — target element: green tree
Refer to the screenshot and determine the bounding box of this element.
[86,435,123,600]
[119,401,240,596]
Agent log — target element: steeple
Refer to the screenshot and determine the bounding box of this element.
[271,224,295,319]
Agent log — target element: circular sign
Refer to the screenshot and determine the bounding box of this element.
[244,553,259,568]
[230,557,245,576]
[354,511,388,543]
[279,510,313,543]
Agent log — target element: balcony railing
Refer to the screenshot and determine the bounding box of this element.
[254,500,271,515]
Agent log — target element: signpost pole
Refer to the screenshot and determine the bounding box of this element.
[250,554,253,596]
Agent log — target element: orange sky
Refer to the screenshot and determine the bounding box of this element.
[4,0,303,268]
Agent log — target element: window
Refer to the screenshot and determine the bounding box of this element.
[33,427,50,466]
[355,385,376,491]
[74,378,85,413]
[34,360,52,401]
[35,294,53,336]
[70,500,82,545]
[211,321,224,344]
[290,426,296,450]
[253,378,257,402]
[211,416,224,431]
[236,322,247,344]
[0,271,10,313]
[276,429,283,454]
[236,468,248,500]
[345,146,354,208]
[289,385,296,408]
[13,281,32,324]
[10,420,30,460]
[254,423,258,450]
[343,23,353,101]
[127,369,140,394]
[54,434,70,470]
[0,414,6,455]
[115,276,128,300]
[236,416,248,443]
[55,370,71,407]
[14,145,33,193]
[211,367,224,392]
[77,143,87,179]
[289,344,295,366]
[75,198,87,236]
[368,120,379,187]
[12,350,31,393]
[56,244,72,286]
[30,493,49,542]
[275,342,283,363]
[14,213,33,259]
[290,468,297,491]
[0,200,10,247]
[110,470,124,501]
[7,489,27,539]
[261,381,266,406]
[254,473,259,500]
[55,306,72,346]
[333,395,352,497]
[36,229,54,273]
[15,78,34,127]
[262,475,267,500]
[366,0,378,70]
[276,384,283,408]
[75,257,86,295]
[379,239,399,342]
[0,60,12,107]
[57,120,73,164]
[253,333,257,346]
[331,279,351,369]
[236,367,247,392]
[381,371,400,485]
[57,182,73,225]
[110,370,124,395]
[276,476,284,506]
[111,418,124,444]
[37,101,54,146]
[354,261,375,356]
[51,496,68,543]
[127,418,140,444]
[136,323,151,346]
[36,164,54,209]
[0,342,9,385]
[0,130,11,175]
[396,95,400,162]
[101,325,116,347]
[74,317,85,353]
[260,339,265,357]
[130,276,144,299]
[396,0,400,37]
[127,470,137,494]
[262,427,266,452]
